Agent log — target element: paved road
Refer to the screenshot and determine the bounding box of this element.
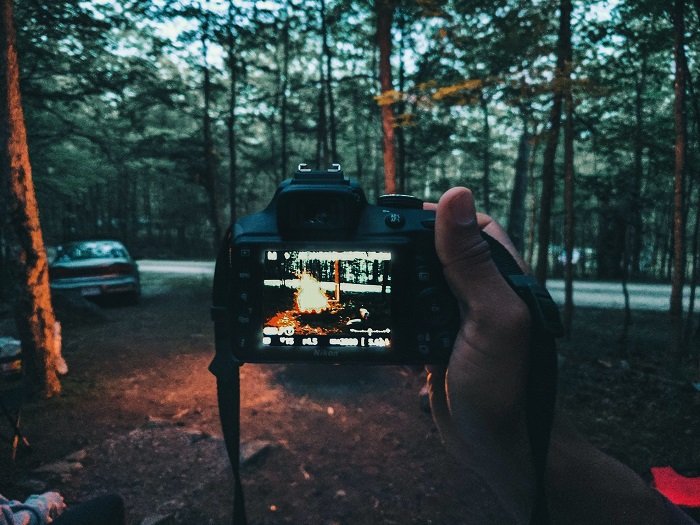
[138,259,215,275]
[138,260,693,312]
[546,280,691,311]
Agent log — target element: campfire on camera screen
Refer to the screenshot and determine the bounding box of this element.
[261,250,393,349]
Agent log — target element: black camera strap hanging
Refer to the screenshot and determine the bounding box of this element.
[210,230,562,525]
[210,230,248,524]
[215,366,247,524]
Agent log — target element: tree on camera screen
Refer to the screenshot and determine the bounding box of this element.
[261,250,392,350]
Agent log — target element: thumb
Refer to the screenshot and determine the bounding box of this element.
[435,188,520,319]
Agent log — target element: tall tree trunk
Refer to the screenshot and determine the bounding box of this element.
[631,55,647,277]
[562,48,575,338]
[683,47,700,346]
[526,127,542,268]
[480,90,492,214]
[0,0,61,397]
[684,190,699,345]
[671,0,687,356]
[535,0,571,285]
[396,8,407,193]
[280,3,290,181]
[200,8,222,248]
[376,0,397,194]
[316,84,328,168]
[508,110,530,253]
[352,68,365,187]
[320,0,337,164]
[227,0,238,225]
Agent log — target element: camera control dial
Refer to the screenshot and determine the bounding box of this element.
[377,194,424,209]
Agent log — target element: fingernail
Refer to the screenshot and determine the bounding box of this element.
[450,190,475,226]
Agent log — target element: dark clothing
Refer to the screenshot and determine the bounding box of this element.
[52,495,125,525]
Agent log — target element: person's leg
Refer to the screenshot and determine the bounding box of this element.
[52,494,125,525]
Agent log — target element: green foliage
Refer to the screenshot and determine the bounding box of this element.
[6,0,700,282]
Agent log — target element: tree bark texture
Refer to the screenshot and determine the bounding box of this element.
[376,0,396,194]
[671,0,687,355]
[535,0,571,285]
[1,0,61,397]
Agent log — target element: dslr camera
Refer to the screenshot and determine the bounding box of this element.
[211,164,557,365]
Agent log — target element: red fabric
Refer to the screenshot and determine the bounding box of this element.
[652,467,700,507]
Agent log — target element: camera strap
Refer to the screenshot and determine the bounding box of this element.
[211,230,248,524]
[215,366,247,524]
[211,232,561,525]
[481,232,563,525]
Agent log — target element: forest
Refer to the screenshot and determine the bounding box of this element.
[1,2,699,520]
[1,0,699,347]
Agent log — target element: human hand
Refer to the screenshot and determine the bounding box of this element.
[426,187,535,523]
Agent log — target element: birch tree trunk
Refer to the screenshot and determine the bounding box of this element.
[1,0,61,397]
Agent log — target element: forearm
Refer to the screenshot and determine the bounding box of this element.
[546,417,669,525]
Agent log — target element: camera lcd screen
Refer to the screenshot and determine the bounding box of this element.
[261,250,392,352]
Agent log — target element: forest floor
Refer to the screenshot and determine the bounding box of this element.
[0,272,699,524]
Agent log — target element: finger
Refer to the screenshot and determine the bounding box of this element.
[423,202,437,211]
[434,188,523,320]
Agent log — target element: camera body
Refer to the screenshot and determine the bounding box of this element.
[212,164,465,364]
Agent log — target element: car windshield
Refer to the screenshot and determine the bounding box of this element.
[55,242,128,262]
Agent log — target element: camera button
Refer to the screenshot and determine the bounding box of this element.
[416,268,431,283]
[418,344,430,355]
[385,213,405,229]
[434,331,454,351]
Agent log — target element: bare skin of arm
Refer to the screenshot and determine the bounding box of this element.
[426,187,669,524]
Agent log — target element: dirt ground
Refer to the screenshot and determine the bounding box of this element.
[0,272,698,524]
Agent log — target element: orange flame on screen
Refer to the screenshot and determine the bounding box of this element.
[295,272,330,313]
